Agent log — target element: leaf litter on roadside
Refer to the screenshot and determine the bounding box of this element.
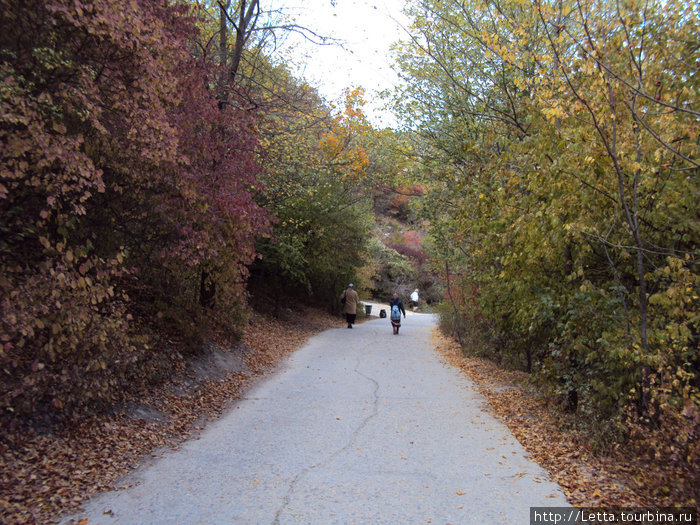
[432,329,696,509]
[1,307,344,524]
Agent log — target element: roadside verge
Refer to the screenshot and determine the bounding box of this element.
[432,329,692,509]
[1,307,343,524]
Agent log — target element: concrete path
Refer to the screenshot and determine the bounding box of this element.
[61,313,570,524]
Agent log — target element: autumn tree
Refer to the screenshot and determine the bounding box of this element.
[248,80,375,313]
[393,0,698,492]
[188,1,335,107]
[0,0,268,422]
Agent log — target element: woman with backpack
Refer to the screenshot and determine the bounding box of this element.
[389,293,406,335]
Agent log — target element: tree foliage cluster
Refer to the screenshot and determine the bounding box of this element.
[394,0,698,486]
[370,217,442,304]
[361,129,443,304]
[248,81,376,314]
[0,0,376,427]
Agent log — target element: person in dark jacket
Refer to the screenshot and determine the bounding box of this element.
[389,293,406,335]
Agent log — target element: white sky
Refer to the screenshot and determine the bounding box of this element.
[278,0,411,128]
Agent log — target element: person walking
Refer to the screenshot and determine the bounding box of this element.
[389,293,406,335]
[410,288,420,312]
[340,283,359,328]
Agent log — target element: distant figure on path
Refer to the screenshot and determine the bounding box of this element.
[340,283,359,328]
[389,293,406,335]
[410,288,420,312]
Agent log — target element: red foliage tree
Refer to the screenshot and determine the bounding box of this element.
[0,0,268,423]
[387,230,427,264]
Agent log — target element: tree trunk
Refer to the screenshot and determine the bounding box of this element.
[199,268,215,308]
[218,0,230,107]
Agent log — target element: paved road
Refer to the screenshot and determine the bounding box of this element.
[62,313,570,524]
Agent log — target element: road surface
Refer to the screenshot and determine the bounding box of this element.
[61,312,570,524]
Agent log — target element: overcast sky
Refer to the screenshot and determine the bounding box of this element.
[278,0,411,128]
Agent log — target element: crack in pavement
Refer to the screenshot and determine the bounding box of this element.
[272,349,380,525]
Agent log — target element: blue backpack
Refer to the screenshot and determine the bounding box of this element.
[391,304,401,321]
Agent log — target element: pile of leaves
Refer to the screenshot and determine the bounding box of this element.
[0,307,343,525]
[432,330,698,509]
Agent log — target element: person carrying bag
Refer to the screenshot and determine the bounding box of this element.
[389,293,406,335]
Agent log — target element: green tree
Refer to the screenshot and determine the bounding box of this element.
[248,79,375,313]
[393,0,698,479]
